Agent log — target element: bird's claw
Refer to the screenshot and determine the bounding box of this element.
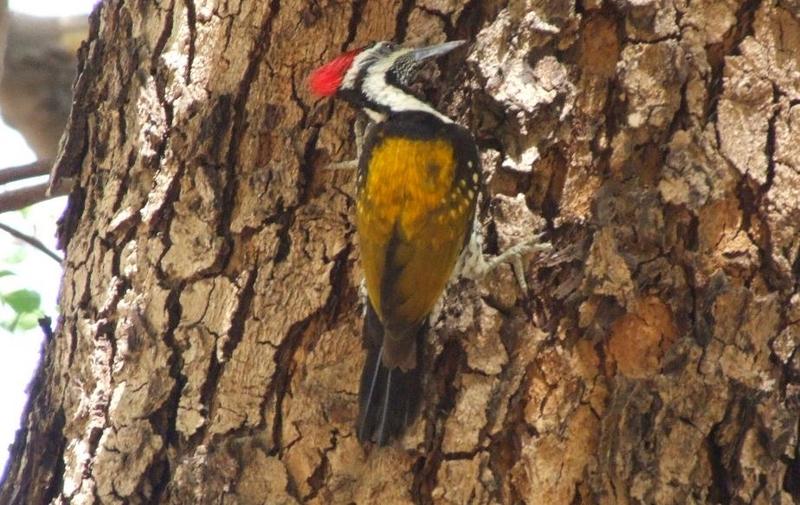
[459,231,551,293]
[324,116,370,171]
[487,232,551,292]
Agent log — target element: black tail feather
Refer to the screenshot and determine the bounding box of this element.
[357,302,423,445]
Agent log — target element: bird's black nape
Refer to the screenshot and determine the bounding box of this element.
[357,301,424,445]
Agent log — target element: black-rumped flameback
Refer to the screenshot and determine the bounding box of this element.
[309,40,530,446]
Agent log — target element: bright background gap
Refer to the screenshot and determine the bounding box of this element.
[0,0,99,473]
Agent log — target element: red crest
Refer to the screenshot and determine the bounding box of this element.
[308,49,361,97]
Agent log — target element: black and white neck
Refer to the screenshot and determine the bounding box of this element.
[341,46,454,124]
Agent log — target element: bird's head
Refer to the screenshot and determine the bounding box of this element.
[308,40,465,121]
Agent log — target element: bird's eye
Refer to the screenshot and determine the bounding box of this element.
[380,41,398,53]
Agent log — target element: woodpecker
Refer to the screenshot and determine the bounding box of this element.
[309,40,545,445]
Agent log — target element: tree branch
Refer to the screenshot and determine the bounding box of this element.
[0,220,62,264]
[0,160,51,185]
[0,181,67,214]
[38,316,54,340]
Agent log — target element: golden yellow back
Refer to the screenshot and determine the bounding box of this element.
[357,134,474,336]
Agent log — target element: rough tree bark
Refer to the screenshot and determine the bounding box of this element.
[1,0,799,504]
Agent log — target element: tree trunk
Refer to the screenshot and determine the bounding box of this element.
[2,0,800,503]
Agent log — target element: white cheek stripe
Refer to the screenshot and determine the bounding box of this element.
[341,50,372,89]
[364,109,387,122]
[343,49,453,124]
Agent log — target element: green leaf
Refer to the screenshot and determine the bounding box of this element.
[2,289,41,314]
[0,270,14,278]
[16,312,40,331]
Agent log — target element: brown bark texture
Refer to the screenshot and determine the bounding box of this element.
[2,0,800,504]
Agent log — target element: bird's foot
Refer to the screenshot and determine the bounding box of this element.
[326,159,359,171]
[461,232,551,292]
[325,115,369,171]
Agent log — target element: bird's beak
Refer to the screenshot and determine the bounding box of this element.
[408,40,466,62]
